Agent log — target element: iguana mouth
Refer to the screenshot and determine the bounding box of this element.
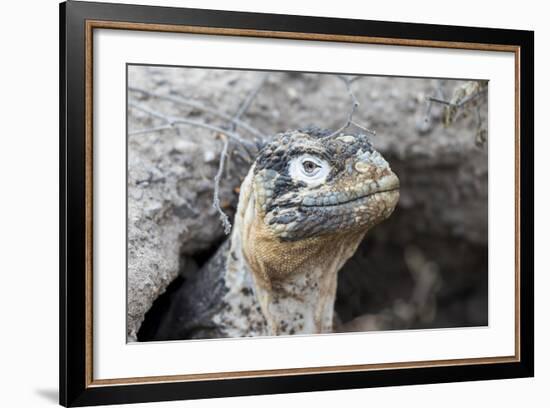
[301,187,399,208]
[299,174,400,208]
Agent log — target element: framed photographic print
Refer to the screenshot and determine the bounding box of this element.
[59,1,534,406]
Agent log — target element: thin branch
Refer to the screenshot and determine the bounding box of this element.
[424,81,488,145]
[455,89,486,108]
[235,150,253,164]
[350,120,376,136]
[325,76,359,137]
[231,73,269,127]
[423,100,433,121]
[426,96,452,106]
[325,75,375,138]
[427,88,487,109]
[128,125,176,136]
[212,134,232,235]
[128,102,256,149]
[422,83,444,126]
[129,101,172,123]
[129,86,265,139]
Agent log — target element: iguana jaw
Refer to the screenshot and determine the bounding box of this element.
[299,173,399,208]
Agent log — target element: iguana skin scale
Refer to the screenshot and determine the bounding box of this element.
[154,128,399,340]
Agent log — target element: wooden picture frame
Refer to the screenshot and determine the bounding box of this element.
[60,1,534,406]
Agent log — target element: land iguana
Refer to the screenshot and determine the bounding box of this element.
[154,128,400,340]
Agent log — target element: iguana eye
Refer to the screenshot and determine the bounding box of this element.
[302,160,320,175]
[288,154,330,187]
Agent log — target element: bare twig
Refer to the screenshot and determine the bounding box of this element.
[231,73,269,128]
[350,120,377,136]
[129,86,265,139]
[325,75,376,138]
[458,90,485,108]
[129,101,172,123]
[128,125,177,136]
[427,82,487,111]
[423,81,488,145]
[426,96,451,106]
[128,75,272,234]
[423,100,433,120]
[212,134,232,235]
[427,91,485,108]
[128,102,256,149]
[421,83,445,131]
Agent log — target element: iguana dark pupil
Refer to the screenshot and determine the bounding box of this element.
[303,160,318,173]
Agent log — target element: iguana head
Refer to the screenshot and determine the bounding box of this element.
[233,128,400,335]
[253,128,399,241]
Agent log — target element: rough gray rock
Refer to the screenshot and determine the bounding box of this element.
[126,67,254,340]
[127,66,488,340]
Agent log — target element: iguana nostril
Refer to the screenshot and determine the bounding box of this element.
[377,174,400,191]
[355,161,371,173]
